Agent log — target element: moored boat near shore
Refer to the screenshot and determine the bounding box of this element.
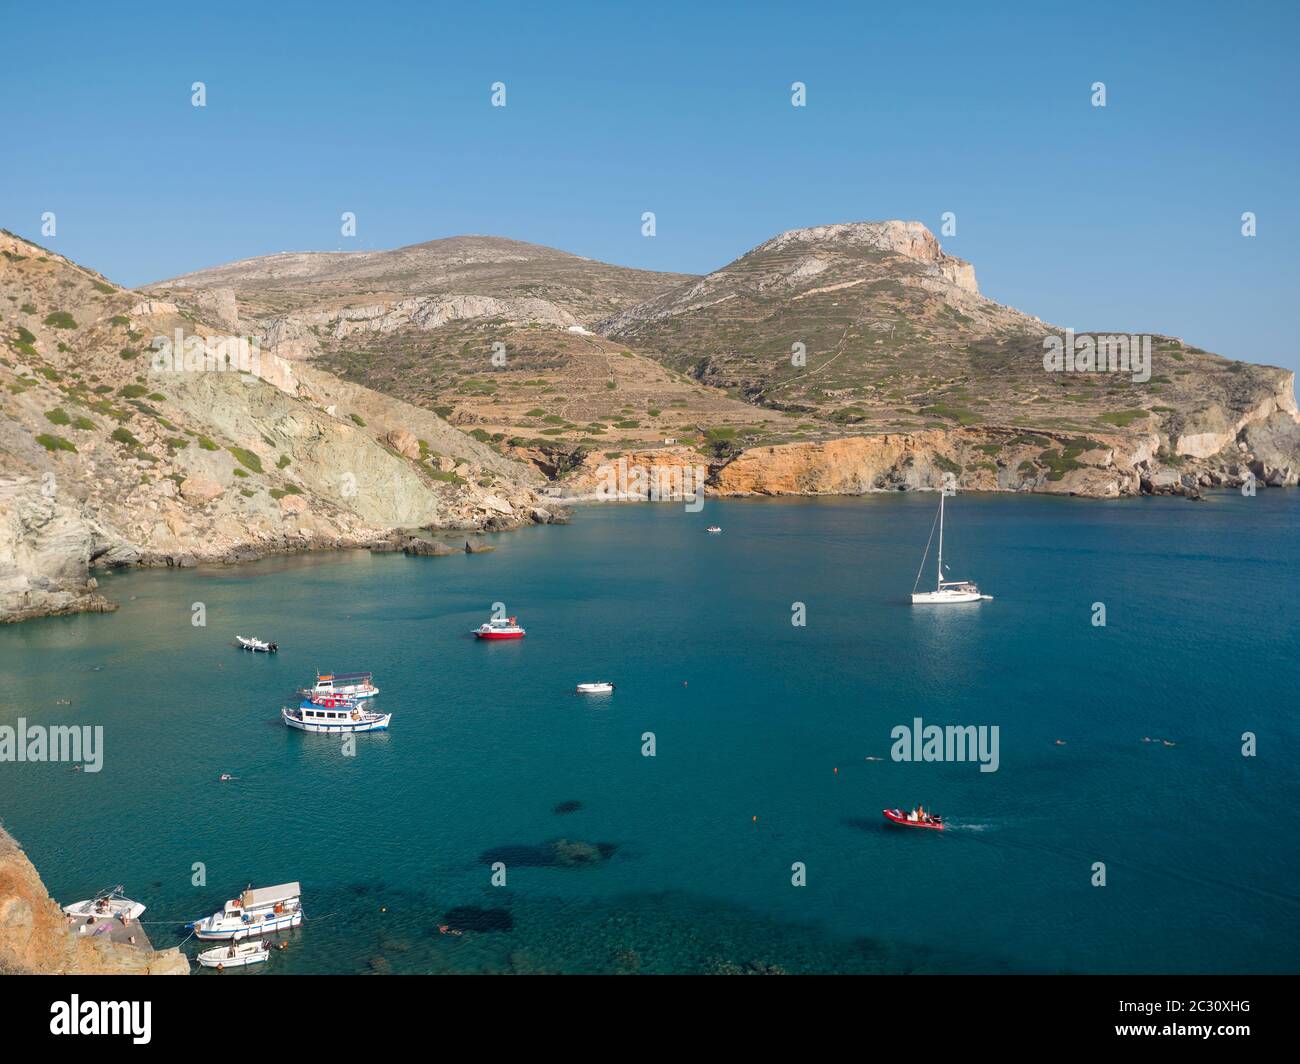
[198,940,272,969]
[61,886,146,922]
[236,636,278,652]
[190,883,303,940]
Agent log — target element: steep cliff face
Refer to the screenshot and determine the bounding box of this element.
[709,429,1160,499]
[0,479,116,622]
[0,826,188,975]
[1169,371,1298,458]
[545,420,1279,505]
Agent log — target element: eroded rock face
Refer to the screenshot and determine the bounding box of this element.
[540,447,708,501]
[0,826,188,974]
[751,221,980,294]
[709,431,1160,498]
[1173,373,1299,458]
[0,478,116,623]
[542,426,1268,504]
[1242,410,1300,485]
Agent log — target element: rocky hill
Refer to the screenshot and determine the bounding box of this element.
[149,235,778,468]
[0,825,187,974]
[598,220,1296,441]
[150,235,692,342]
[583,220,1298,499]
[0,230,560,623]
[161,221,1298,503]
[12,221,1293,606]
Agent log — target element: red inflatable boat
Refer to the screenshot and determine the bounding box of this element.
[882,808,944,831]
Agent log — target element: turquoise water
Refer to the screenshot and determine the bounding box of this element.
[1,492,1298,974]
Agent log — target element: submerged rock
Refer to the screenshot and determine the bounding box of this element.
[478,837,617,868]
[552,838,617,866]
[553,800,583,815]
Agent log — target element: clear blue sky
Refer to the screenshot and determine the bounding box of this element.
[3,0,1297,370]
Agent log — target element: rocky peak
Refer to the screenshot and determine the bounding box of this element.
[748,220,978,294]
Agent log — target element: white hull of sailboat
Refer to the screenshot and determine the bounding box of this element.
[911,589,983,604]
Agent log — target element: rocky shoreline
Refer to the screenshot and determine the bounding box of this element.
[9,419,1296,626]
[1,471,567,625]
[545,420,1297,504]
[0,825,188,975]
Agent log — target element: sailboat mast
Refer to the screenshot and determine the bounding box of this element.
[936,492,945,591]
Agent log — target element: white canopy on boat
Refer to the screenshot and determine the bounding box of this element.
[240,882,300,909]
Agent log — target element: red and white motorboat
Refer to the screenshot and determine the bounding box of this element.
[474,616,526,640]
[882,807,945,831]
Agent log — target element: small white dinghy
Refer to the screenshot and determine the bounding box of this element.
[576,682,615,694]
[705,526,722,534]
[198,940,272,970]
[236,635,278,652]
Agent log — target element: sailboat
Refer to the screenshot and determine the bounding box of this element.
[911,492,991,605]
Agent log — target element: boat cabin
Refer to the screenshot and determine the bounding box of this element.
[222,882,301,918]
[298,703,363,723]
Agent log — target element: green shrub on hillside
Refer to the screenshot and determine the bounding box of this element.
[227,446,263,473]
[37,433,76,453]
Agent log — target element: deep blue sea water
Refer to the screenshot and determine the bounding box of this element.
[1,492,1298,974]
